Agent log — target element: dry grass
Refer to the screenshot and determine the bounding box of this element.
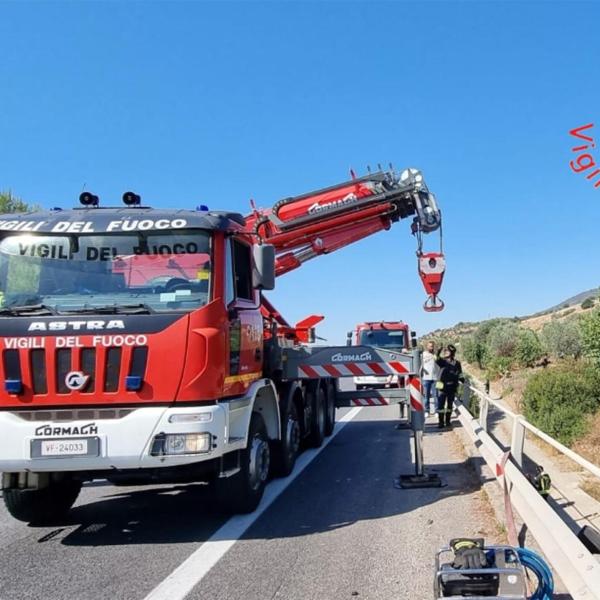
[526,431,584,472]
[521,303,588,332]
[581,477,600,503]
[573,412,600,467]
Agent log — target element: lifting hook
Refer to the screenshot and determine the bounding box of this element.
[418,252,446,313]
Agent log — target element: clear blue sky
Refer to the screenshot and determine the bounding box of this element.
[1,1,599,343]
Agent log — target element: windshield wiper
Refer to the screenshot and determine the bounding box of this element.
[0,303,56,316]
[62,303,153,315]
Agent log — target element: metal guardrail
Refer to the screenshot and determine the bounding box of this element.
[465,383,600,482]
[457,383,600,599]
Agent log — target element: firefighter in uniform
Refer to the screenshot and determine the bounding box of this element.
[529,465,551,501]
[435,344,464,428]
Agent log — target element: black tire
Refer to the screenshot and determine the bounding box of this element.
[271,394,301,477]
[216,413,270,514]
[324,381,336,436]
[3,478,82,523]
[308,384,326,448]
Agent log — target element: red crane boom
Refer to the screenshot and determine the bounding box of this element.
[245,166,445,311]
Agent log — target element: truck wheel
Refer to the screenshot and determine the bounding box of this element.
[3,478,82,523]
[324,381,336,436]
[308,385,326,448]
[272,396,301,477]
[216,413,270,514]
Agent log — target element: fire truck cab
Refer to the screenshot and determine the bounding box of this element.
[349,322,411,390]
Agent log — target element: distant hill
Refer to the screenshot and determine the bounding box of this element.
[546,288,598,312]
[423,287,599,341]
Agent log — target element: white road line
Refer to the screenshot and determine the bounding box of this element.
[142,407,363,600]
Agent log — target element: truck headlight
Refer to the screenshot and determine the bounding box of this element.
[168,413,213,423]
[151,432,212,456]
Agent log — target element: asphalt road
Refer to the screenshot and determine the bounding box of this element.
[0,406,500,600]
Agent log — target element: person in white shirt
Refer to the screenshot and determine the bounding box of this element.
[421,340,438,416]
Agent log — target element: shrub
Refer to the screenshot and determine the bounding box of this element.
[540,319,582,359]
[486,356,514,380]
[580,309,600,365]
[462,335,488,369]
[488,322,520,358]
[515,329,544,367]
[522,362,600,445]
[582,297,595,310]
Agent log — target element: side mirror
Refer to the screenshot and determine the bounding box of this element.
[252,244,275,291]
[346,331,353,347]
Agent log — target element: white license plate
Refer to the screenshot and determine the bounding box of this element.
[40,439,88,456]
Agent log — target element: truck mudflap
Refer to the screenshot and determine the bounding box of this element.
[335,388,408,407]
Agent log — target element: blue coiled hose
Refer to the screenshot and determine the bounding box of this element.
[516,547,554,599]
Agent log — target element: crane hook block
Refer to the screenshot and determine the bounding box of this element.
[418,252,446,312]
[423,295,445,312]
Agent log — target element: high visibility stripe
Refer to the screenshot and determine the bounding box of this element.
[299,365,320,378]
[351,397,390,406]
[323,364,341,377]
[224,371,263,385]
[346,363,366,376]
[409,375,424,411]
[389,361,409,374]
[297,360,412,379]
[368,362,387,375]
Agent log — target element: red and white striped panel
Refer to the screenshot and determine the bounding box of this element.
[350,397,391,406]
[297,360,410,379]
[409,376,424,412]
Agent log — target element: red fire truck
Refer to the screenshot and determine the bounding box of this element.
[349,322,411,392]
[0,167,444,522]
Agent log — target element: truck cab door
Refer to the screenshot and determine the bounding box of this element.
[224,237,263,395]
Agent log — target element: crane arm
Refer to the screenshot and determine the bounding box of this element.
[245,166,445,311]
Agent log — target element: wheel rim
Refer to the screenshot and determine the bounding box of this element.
[248,435,270,492]
[286,414,301,460]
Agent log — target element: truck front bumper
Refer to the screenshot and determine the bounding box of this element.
[0,404,232,473]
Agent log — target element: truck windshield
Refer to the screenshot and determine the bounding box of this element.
[0,231,212,314]
[358,329,405,350]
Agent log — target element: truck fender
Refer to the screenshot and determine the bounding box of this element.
[226,379,281,445]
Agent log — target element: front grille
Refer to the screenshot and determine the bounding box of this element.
[56,349,72,394]
[30,350,48,394]
[3,349,21,382]
[104,348,122,392]
[81,348,96,393]
[3,345,149,397]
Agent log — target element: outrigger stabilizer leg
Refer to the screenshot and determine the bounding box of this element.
[395,347,442,489]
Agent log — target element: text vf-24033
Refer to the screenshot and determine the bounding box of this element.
[569,123,599,189]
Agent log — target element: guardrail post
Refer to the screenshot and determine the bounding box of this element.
[462,381,471,409]
[479,396,489,432]
[511,417,525,469]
